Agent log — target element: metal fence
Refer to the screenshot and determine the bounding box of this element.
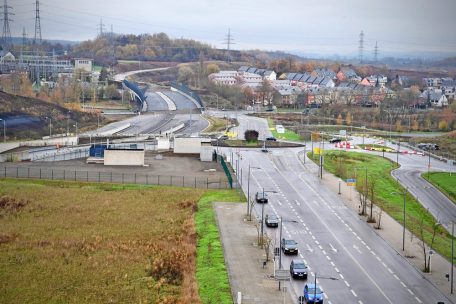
[0,166,230,189]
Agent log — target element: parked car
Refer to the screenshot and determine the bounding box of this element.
[329,138,342,143]
[301,284,324,304]
[290,259,308,279]
[265,214,279,227]
[281,238,298,254]
[255,191,268,203]
[266,136,277,141]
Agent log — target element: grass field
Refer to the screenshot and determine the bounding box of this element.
[0,179,238,303]
[268,118,303,141]
[423,172,456,204]
[203,115,230,133]
[309,151,453,264]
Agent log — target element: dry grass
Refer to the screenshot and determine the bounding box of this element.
[0,179,206,304]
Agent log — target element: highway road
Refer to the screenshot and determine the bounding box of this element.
[232,147,452,304]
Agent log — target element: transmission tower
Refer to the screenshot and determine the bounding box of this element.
[358,30,364,63]
[1,0,13,47]
[97,18,105,37]
[373,41,379,62]
[34,0,42,44]
[223,28,235,62]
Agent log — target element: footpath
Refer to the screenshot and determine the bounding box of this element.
[215,202,294,304]
[215,152,456,304]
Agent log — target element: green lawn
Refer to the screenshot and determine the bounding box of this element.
[309,151,453,264]
[268,118,303,141]
[196,190,243,304]
[422,172,456,203]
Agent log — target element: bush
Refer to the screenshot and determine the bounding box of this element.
[244,130,259,142]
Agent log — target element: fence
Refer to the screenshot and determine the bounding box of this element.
[0,166,230,189]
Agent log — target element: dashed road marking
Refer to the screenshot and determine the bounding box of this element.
[351,289,357,297]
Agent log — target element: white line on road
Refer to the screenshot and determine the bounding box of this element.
[351,289,358,297]
[353,245,362,254]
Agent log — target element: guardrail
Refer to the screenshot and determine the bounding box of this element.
[0,166,230,189]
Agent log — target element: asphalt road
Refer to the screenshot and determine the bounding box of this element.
[162,91,198,110]
[230,147,450,304]
[145,92,169,111]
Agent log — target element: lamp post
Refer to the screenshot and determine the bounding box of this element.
[66,111,71,136]
[45,117,52,137]
[279,218,298,269]
[0,118,5,142]
[260,188,277,248]
[452,221,454,294]
[391,188,407,251]
[247,166,261,218]
[312,273,338,303]
[73,123,78,136]
[428,222,442,273]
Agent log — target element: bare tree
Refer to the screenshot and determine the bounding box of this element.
[263,234,273,262]
[418,215,429,272]
[375,210,383,229]
[367,178,376,223]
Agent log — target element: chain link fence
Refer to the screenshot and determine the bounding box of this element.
[0,166,230,189]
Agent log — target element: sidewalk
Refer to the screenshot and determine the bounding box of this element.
[214,202,294,304]
[313,157,456,303]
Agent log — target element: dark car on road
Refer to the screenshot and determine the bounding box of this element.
[255,191,268,203]
[266,136,277,141]
[329,138,342,143]
[290,259,308,279]
[265,214,279,227]
[281,238,298,254]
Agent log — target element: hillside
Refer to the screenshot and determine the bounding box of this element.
[0,92,110,141]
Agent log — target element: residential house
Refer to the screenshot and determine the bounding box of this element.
[208,71,239,86]
[286,72,298,82]
[273,86,302,106]
[422,77,442,89]
[263,70,277,81]
[312,68,337,80]
[337,68,361,83]
[246,67,258,74]
[419,89,449,107]
[238,66,249,73]
[441,78,456,100]
[74,58,93,72]
[361,75,388,87]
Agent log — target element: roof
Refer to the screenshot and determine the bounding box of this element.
[247,67,257,73]
[320,77,333,86]
[293,73,304,81]
[314,68,336,78]
[238,66,249,72]
[340,67,358,77]
[306,76,317,84]
[286,73,297,80]
[264,70,275,77]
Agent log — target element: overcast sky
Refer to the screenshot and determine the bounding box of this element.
[11,0,456,58]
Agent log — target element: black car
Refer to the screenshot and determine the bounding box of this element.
[281,238,298,254]
[255,191,268,203]
[290,259,308,279]
[265,214,279,227]
[266,136,277,141]
[329,138,342,143]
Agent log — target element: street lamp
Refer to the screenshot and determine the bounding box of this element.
[45,117,52,137]
[391,188,407,251]
[260,188,277,248]
[0,118,5,142]
[66,111,71,136]
[247,165,261,218]
[312,273,338,303]
[428,222,442,273]
[279,217,298,269]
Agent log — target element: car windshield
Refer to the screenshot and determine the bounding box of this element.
[285,240,296,245]
[308,287,322,294]
[293,262,306,269]
[258,192,268,198]
[268,215,278,220]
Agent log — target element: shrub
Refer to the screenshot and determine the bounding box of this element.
[244,129,259,142]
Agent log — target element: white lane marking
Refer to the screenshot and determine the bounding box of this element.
[393,274,400,280]
[339,273,345,279]
[330,261,335,267]
[322,250,327,255]
[387,268,393,274]
[335,267,340,273]
[415,296,422,303]
[351,290,357,297]
[344,280,350,287]
[299,253,304,258]
[295,199,301,206]
[267,156,394,304]
[359,301,363,304]
[306,244,314,253]
[400,281,406,287]
[329,243,338,253]
[353,245,362,254]
[315,240,320,245]
[277,200,282,206]
[407,288,414,295]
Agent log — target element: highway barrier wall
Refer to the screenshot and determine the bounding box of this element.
[170,82,204,109]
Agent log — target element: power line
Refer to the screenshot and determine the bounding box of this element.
[1,0,14,47]
[358,30,364,64]
[33,0,42,44]
[223,28,235,62]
